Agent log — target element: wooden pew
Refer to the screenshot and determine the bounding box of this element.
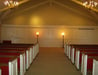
[33,43,39,60]
[69,45,98,64]
[0,56,18,75]
[1,43,39,62]
[64,43,69,56]
[75,49,98,70]
[0,48,29,70]
[0,68,1,75]
[0,44,33,65]
[0,43,39,67]
[0,51,25,75]
[92,57,98,75]
[82,53,98,75]
[0,43,39,70]
[64,44,98,75]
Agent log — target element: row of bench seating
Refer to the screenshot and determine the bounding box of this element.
[0,43,39,75]
[64,44,98,75]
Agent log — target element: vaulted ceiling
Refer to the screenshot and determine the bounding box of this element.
[1,0,98,26]
[0,0,98,12]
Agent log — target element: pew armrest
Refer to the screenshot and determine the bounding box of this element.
[92,59,98,75]
[9,58,18,75]
[0,68,1,75]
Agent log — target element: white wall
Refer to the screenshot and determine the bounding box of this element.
[1,25,98,47]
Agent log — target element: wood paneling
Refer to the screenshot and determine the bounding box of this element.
[1,25,98,47]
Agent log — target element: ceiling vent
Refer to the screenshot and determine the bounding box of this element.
[78,28,95,30]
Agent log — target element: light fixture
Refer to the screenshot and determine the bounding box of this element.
[36,32,39,43]
[36,32,39,36]
[61,32,65,36]
[83,0,98,8]
[61,32,65,48]
[4,0,19,8]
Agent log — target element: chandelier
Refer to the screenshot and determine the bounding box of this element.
[83,0,98,8]
[4,0,19,7]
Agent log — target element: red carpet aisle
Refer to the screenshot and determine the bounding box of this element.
[25,47,81,75]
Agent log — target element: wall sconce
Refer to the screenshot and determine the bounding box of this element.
[36,32,39,43]
[61,32,65,48]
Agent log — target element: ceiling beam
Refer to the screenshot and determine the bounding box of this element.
[72,0,98,12]
[18,0,49,13]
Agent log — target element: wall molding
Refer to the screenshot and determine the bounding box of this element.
[2,24,98,29]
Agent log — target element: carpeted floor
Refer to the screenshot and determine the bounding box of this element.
[25,47,81,75]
